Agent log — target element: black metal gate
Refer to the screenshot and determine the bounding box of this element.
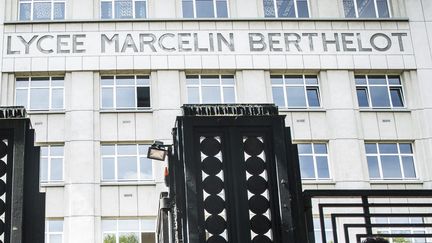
[170,105,306,243]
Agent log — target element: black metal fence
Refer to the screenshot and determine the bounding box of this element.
[304,190,432,243]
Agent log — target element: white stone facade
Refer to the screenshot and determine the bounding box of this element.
[1,0,432,242]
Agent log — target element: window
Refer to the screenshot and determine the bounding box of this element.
[182,0,228,18]
[45,220,63,243]
[186,75,236,104]
[40,146,64,183]
[343,0,390,18]
[101,0,147,19]
[19,0,65,20]
[313,218,334,243]
[373,217,426,243]
[356,75,404,109]
[101,75,150,110]
[298,143,330,180]
[102,218,156,243]
[101,144,153,182]
[16,77,64,111]
[271,75,320,109]
[366,143,416,180]
[263,0,309,18]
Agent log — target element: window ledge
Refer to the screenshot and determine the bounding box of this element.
[369,180,423,184]
[100,109,153,114]
[101,181,158,186]
[278,108,326,112]
[4,17,410,25]
[302,180,335,185]
[358,108,411,113]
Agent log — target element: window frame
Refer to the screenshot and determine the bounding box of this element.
[271,74,322,109]
[102,218,156,243]
[101,144,154,182]
[365,142,417,181]
[264,0,310,18]
[100,0,148,19]
[343,0,392,18]
[297,143,331,180]
[19,0,66,21]
[45,219,64,243]
[100,75,151,111]
[15,76,65,112]
[182,0,230,18]
[185,74,236,104]
[355,74,406,109]
[40,145,65,184]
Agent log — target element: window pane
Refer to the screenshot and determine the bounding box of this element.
[368,75,386,85]
[101,2,113,19]
[297,0,309,18]
[30,89,49,110]
[115,0,133,19]
[50,158,63,181]
[135,1,147,18]
[33,2,51,20]
[298,144,312,154]
[223,87,235,103]
[365,143,377,154]
[356,88,369,107]
[52,88,64,109]
[116,87,135,108]
[40,158,48,182]
[53,2,65,20]
[187,87,200,103]
[376,0,390,18]
[316,156,330,179]
[390,88,404,107]
[263,0,276,17]
[272,87,285,107]
[286,86,306,107]
[102,88,114,108]
[299,155,315,178]
[369,86,390,107]
[119,233,139,243]
[277,0,295,17]
[182,0,194,18]
[118,220,140,231]
[357,0,376,18]
[402,156,416,178]
[137,87,151,108]
[381,155,402,178]
[202,86,221,103]
[103,158,115,180]
[20,3,31,20]
[367,156,380,179]
[118,156,137,180]
[140,157,153,179]
[306,88,320,107]
[196,0,215,18]
[16,89,28,108]
[313,144,327,154]
[399,144,412,154]
[379,143,398,154]
[216,0,228,17]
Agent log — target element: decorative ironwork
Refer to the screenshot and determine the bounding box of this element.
[182,104,279,117]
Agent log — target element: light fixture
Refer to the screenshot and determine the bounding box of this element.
[147,141,170,161]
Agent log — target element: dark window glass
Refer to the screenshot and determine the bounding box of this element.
[137,87,151,108]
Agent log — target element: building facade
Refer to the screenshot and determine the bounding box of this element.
[1,0,432,242]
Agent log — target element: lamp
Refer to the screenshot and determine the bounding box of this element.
[147,141,170,161]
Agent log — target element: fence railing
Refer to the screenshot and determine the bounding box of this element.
[303,190,432,243]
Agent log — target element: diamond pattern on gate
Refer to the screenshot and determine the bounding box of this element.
[243,136,273,243]
[0,139,7,243]
[200,136,228,243]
